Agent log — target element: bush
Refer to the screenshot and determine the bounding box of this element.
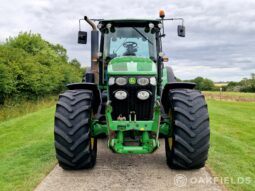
[184,77,215,91]
[226,74,255,93]
[0,32,84,104]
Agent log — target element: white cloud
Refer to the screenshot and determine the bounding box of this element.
[0,0,254,81]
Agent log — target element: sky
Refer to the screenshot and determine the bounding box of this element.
[0,0,255,81]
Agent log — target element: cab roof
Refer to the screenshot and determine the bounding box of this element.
[99,19,161,27]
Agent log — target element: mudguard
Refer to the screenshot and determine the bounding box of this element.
[165,66,176,83]
[66,82,101,113]
[161,82,196,112]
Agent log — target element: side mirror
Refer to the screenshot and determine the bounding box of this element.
[177,25,185,37]
[78,31,87,44]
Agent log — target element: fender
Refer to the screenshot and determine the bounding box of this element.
[66,82,101,113]
[165,66,176,83]
[161,82,196,112]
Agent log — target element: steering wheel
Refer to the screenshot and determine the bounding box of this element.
[123,41,138,49]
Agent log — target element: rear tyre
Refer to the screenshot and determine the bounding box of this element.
[165,89,210,169]
[54,89,97,170]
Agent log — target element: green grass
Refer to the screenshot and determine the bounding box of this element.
[0,106,56,191]
[0,96,57,122]
[208,100,255,191]
[0,96,254,191]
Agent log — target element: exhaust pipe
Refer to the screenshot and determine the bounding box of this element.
[84,16,99,83]
[84,16,97,31]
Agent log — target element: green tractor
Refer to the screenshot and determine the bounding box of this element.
[54,10,210,170]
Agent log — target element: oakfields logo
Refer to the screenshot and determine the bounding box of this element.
[174,174,187,187]
[174,174,252,187]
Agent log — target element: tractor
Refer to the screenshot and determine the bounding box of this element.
[54,10,210,170]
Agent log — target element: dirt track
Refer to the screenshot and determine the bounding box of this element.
[35,139,223,191]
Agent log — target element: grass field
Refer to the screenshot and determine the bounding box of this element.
[0,92,254,191]
[203,91,255,102]
[0,107,56,191]
[0,96,57,122]
[208,100,255,191]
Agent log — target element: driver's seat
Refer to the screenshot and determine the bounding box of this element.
[123,51,136,56]
[123,46,137,56]
[123,42,137,56]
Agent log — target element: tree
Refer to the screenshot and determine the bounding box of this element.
[185,77,215,91]
[226,74,255,92]
[69,58,81,68]
[0,32,83,104]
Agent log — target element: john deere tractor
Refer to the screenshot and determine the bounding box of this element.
[54,10,210,170]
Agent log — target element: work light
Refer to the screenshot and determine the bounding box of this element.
[137,77,149,86]
[115,90,127,100]
[137,91,150,100]
[116,77,127,86]
[108,77,115,86]
[150,77,157,86]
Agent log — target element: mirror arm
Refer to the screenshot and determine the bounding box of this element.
[163,18,184,26]
[79,19,83,31]
[161,18,165,37]
[159,17,185,38]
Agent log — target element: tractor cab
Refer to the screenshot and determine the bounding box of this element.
[78,14,185,86]
[98,19,161,63]
[97,19,162,86]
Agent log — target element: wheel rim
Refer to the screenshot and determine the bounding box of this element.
[168,137,173,150]
[90,137,94,150]
[168,108,174,151]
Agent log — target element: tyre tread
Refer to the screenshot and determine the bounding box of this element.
[165,89,210,169]
[54,90,97,170]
